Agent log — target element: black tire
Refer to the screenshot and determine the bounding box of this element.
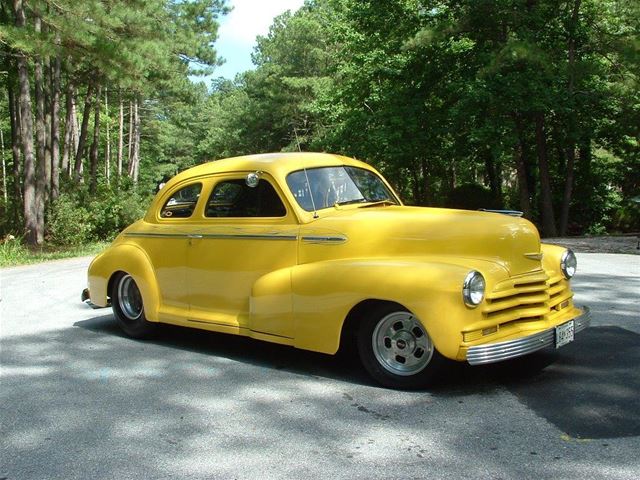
[111,272,157,338]
[356,303,445,389]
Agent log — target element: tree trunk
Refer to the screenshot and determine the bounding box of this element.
[420,158,430,205]
[61,79,73,176]
[50,46,61,201]
[535,112,557,237]
[104,87,110,183]
[448,161,456,193]
[560,147,575,235]
[72,90,79,163]
[34,15,46,244]
[1,127,6,205]
[8,81,23,224]
[483,150,502,207]
[409,165,420,205]
[129,98,141,182]
[559,0,582,236]
[117,97,124,176]
[74,81,95,182]
[13,0,38,245]
[89,86,101,194]
[44,60,52,205]
[511,112,532,219]
[127,100,133,173]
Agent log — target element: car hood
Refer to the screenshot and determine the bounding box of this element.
[301,206,543,276]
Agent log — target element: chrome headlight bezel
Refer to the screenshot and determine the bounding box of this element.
[560,249,577,279]
[462,271,485,308]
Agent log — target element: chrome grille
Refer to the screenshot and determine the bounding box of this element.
[483,271,572,326]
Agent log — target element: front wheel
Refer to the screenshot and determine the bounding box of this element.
[111,272,156,338]
[357,305,445,389]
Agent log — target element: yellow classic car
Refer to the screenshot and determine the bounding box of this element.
[83,152,590,388]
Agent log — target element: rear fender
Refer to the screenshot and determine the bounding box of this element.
[88,243,160,321]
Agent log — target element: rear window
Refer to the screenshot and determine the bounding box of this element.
[160,183,202,218]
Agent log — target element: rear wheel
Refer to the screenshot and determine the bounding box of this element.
[111,272,156,338]
[357,304,445,389]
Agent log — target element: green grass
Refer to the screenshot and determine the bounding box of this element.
[0,240,110,267]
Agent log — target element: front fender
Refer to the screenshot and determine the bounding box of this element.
[88,243,161,322]
[541,243,568,276]
[291,257,507,358]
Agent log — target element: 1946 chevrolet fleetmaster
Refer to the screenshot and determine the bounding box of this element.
[83,152,590,388]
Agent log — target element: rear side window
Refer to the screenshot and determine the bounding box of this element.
[205,179,286,218]
[160,183,202,218]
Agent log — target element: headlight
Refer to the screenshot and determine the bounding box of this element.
[463,271,485,307]
[560,249,577,279]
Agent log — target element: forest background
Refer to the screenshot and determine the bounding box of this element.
[0,0,638,257]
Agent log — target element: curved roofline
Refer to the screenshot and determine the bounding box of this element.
[169,152,372,185]
[148,152,400,225]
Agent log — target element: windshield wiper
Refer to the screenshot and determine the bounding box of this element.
[359,199,397,208]
[335,198,367,206]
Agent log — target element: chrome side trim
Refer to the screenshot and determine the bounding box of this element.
[199,233,297,241]
[466,306,591,365]
[124,232,189,239]
[124,232,297,241]
[301,235,347,244]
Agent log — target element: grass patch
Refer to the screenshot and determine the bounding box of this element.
[0,240,110,268]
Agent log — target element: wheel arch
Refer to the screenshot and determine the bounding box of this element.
[340,299,405,353]
[88,243,161,322]
[107,270,127,303]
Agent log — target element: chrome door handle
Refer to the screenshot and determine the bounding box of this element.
[188,234,203,239]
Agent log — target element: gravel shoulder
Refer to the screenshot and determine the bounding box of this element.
[544,235,639,254]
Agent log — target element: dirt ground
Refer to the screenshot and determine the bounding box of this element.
[545,235,640,255]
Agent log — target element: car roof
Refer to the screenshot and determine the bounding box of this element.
[148,152,388,224]
[167,152,374,186]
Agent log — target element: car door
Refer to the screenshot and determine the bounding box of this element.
[186,173,299,338]
[138,181,203,318]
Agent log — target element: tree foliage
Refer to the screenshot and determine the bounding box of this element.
[1,0,638,244]
[191,0,638,235]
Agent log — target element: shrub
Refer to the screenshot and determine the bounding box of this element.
[0,235,29,266]
[88,188,149,241]
[48,193,94,245]
[611,201,640,233]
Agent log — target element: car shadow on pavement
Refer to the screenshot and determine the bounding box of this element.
[74,314,374,387]
[432,327,640,439]
[75,315,640,439]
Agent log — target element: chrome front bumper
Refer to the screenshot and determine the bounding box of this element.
[466,306,591,366]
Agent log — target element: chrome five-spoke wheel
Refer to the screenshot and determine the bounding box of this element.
[357,304,444,389]
[372,312,434,376]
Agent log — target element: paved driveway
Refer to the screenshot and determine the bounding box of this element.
[1,253,639,479]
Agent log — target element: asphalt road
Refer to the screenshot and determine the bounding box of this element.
[1,253,639,479]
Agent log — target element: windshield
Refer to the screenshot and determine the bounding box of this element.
[286,166,397,212]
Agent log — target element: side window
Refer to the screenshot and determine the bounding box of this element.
[206,179,286,218]
[160,183,202,218]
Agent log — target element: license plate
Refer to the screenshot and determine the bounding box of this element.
[555,320,575,348]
